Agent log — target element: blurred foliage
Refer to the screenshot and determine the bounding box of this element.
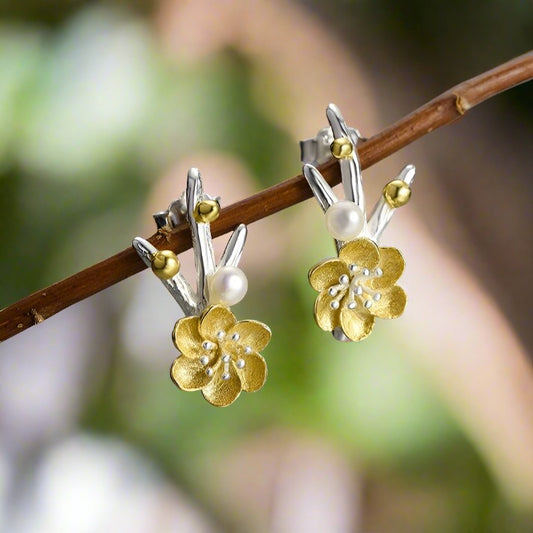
[309,0,533,112]
[0,6,293,304]
[0,1,532,532]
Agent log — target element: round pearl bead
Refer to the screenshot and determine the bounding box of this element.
[325,201,364,241]
[208,266,248,306]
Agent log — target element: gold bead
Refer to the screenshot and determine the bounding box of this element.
[193,199,220,224]
[151,250,180,280]
[383,180,412,208]
[330,137,354,159]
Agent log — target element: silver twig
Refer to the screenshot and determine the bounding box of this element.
[132,168,249,317]
[367,164,416,242]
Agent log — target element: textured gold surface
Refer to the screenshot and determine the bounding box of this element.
[309,237,407,341]
[193,199,220,223]
[228,320,272,353]
[340,306,375,342]
[151,250,180,280]
[170,304,270,407]
[170,356,212,391]
[237,352,268,392]
[339,238,380,270]
[330,137,354,159]
[201,364,242,407]
[370,285,406,319]
[314,290,340,331]
[172,316,205,359]
[367,247,405,290]
[199,305,237,342]
[309,259,348,292]
[383,179,412,208]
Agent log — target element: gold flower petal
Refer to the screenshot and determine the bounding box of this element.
[340,306,375,342]
[237,352,267,392]
[339,238,380,270]
[308,259,349,292]
[170,355,215,391]
[314,290,341,332]
[371,285,407,319]
[368,247,405,290]
[228,320,272,353]
[200,305,237,342]
[172,316,204,358]
[202,364,242,407]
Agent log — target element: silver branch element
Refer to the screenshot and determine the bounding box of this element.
[132,168,247,316]
[301,103,416,247]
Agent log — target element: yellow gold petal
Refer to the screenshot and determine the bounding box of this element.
[170,355,215,391]
[200,305,237,342]
[314,290,341,332]
[340,306,375,342]
[371,285,407,319]
[308,259,349,292]
[172,316,203,358]
[202,364,242,407]
[228,320,272,353]
[237,352,267,392]
[339,238,380,270]
[368,247,405,290]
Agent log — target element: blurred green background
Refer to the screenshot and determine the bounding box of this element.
[0,1,532,532]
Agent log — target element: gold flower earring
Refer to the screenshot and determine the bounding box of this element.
[300,104,415,342]
[133,168,271,406]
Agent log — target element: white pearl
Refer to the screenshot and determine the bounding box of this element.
[208,266,248,306]
[325,201,364,241]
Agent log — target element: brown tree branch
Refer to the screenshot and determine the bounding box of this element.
[1,51,532,342]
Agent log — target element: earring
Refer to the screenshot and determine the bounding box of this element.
[133,168,271,407]
[300,104,415,342]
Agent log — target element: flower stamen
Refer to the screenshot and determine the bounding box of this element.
[344,267,385,311]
